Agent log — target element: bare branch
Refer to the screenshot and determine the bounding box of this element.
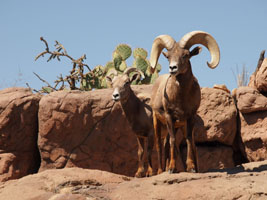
[35,37,93,91]
[40,37,49,51]
[33,72,57,91]
[26,83,41,94]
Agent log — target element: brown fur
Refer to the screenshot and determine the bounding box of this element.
[151,45,201,174]
[107,74,154,177]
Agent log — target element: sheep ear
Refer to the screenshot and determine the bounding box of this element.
[190,46,202,58]
[130,73,139,83]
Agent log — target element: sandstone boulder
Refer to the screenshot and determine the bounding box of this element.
[0,88,40,182]
[255,58,267,93]
[38,86,153,177]
[194,87,237,145]
[239,111,267,162]
[234,86,267,113]
[234,86,267,162]
[38,85,239,176]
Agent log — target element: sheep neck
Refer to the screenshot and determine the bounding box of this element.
[119,88,139,124]
[175,64,193,87]
[164,64,195,120]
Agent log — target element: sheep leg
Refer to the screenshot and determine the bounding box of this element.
[175,128,185,172]
[146,131,154,177]
[153,112,163,175]
[163,134,170,172]
[185,118,196,172]
[135,137,145,178]
[165,113,176,174]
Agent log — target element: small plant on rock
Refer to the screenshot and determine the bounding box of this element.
[34,38,161,94]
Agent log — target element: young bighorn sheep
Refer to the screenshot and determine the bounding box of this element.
[150,31,220,174]
[106,68,154,177]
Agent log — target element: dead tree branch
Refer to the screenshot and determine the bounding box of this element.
[35,37,92,91]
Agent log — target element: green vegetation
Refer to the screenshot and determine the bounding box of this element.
[34,38,161,93]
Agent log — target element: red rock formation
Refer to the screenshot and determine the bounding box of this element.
[38,86,237,175]
[194,87,237,145]
[0,161,267,200]
[38,88,140,176]
[234,86,267,162]
[0,88,40,182]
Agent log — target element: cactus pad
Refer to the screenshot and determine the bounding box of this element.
[133,48,148,59]
[115,44,132,61]
[105,61,115,73]
[156,63,162,72]
[133,56,149,73]
[119,61,127,72]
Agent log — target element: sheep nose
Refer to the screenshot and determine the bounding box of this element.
[112,93,120,101]
[169,65,178,73]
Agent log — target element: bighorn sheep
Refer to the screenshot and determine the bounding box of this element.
[106,68,154,177]
[150,31,220,174]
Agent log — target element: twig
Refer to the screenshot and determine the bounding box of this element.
[33,72,57,91]
[35,37,93,91]
[26,83,40,94]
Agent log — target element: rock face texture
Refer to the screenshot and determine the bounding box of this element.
[0,167,128,200]
[38,86,153,177]
[0,161,267,200]
[0,73,266,182]
[234,86,267,162]
[234,86,267,114]
[193,87,237,172]
[255,58,267,93]
[248,52,267,93]
[38,86,238,175]
[194,87,237,145]
[0,88,41,182]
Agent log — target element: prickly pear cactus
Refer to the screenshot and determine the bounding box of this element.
[119,61,127,72]
[112,51,123,70]
[133,56,149,74]
[115,44,132,61]
[100,77,107,88]
[80,43,162,91]
[156,63,162,72]
[133,48,148,59]
[82,72,93,90]
[105,62,115,73]
[93,65,105,77]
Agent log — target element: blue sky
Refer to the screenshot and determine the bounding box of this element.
[1,0,266,91]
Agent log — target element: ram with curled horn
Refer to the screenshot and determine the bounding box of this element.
[106,67,156,178]
[149,31,220,174]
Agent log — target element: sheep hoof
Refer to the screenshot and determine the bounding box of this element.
[135,174,142,178]
[187,168,196,173]
[135,172,144,178]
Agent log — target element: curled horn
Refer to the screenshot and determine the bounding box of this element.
[124,67,145,80]
[149,35,176,70]
[179,31,220,69]
[106,68,118,85]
